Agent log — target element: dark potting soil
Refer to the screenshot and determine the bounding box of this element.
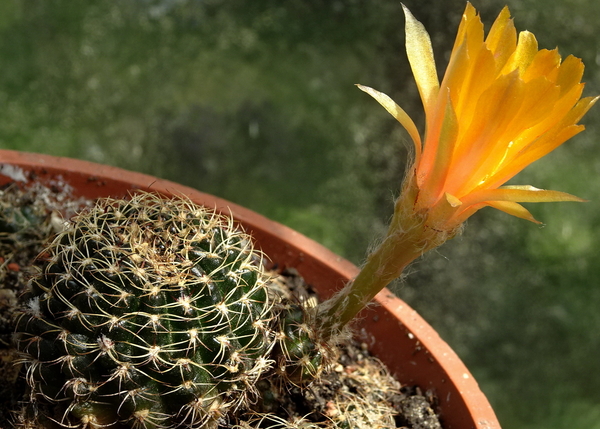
[244,268,441,429]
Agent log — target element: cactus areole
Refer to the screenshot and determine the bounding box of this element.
[15,192,276,429]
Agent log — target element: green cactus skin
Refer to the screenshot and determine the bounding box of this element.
[14,192,276,429]
[274,302,330,385]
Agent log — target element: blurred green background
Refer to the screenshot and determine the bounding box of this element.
[0,0,598,427]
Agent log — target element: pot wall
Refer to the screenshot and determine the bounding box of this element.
[0,150,501,429]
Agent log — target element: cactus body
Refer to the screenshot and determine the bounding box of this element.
[275,302,328,384]
[15,192,275,429]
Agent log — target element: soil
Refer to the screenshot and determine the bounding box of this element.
[246,268,441,429]
[0,182,442,429]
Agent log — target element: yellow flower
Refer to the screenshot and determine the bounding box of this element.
[317,3,597,338]
[359,2,597,231]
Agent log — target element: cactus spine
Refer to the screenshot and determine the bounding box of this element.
[15,192,276,429]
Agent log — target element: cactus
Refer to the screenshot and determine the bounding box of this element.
[14,192,276,429]
[273,301,331,385]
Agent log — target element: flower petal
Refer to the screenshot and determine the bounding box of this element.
[485,200,540,223]
[419,92,459,203]
[460,185,586,207]
[502,30,538,75]
[357,84,422,159]
[403,4,439,115]
[522,48,561,82]
[556,55,585,95]
[485,6,517,70]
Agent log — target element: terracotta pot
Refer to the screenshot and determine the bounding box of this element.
[0,149,501,429]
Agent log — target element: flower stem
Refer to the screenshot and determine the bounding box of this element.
[315,175,445,340]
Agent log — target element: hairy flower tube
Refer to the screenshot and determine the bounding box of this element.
[317,3,597,337]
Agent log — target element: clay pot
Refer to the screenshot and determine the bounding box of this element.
[0,149,501,429]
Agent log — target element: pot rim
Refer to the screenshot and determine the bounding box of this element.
[0,149,501,429]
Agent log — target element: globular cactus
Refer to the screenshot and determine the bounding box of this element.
[14,192,276,429]
[274,302,330,385]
